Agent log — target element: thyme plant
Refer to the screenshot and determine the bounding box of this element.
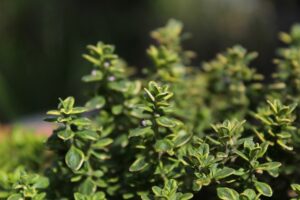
[2,19,300,200]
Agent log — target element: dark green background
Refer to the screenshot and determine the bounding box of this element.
[0,0,299,121]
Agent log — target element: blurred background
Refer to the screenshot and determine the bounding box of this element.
[0,0,300,122]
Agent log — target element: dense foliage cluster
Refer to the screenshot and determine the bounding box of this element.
[1,20,300,199]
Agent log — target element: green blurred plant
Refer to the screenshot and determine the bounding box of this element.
[0,127,46,173]
[270,24,300,106]
[0,168,49,200]
[202,45,264,120]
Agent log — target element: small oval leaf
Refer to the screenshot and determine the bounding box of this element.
[256,162,281,171]
[71,118,91,127]
[129,157,148,172]
[57,129,75,141]
[217,187,239,200]
[129,127,153,138]
[65,146,85,171]
[156,116,176,128]
[85,96,106,110]
[93,138,114,149]
[214,167,235,180]
[254,181,272,197]
[76,130,99,141]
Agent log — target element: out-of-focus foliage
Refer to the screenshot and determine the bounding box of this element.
[271,24,300,105]
[0,127,46,173]
[2,19,300,200]
[0,168,49,200]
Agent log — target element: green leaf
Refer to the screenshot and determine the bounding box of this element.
[123,193,135,199]
[173,130,192,147]
[138,105,153,113]
[71,176,83,182]
[85,96,106,110]
[93,192,106,200]
[71,118,91,126]
[240,189,256,200]
[78,178,97,195]
[193,178,211,191]
[65,146,85,171]
[256,142,269,158]
[156,116,176,128]
[277,139,293,151]
[46,110,60,115]
[109,81,130,92]
[82,54,100,65]
[33,193,46,200]
[233,150,249,161]
[217,187,239,200]
[129,127,153,138]
[214,167,235,180]
[61,96,75,113]
[33,176,49,189]
[291,184,300,192]
[277,132,292,139]
[57,129,75,141]
[93,170,104,178]
[129,156,148,172]
[148,81,160,94]
[180,193,193,200]
[70,107,88,114]
[254,181,272,197]
[76,130,99,141]
[152,186,162,195]
[82,70,103,82]
[112,105,123,115]
[141,194,151,200]
[144,88,155,102]
[91,152,110,160]
[74,193,85,200]
[256,162,281,171]
[199,143,210,157]
[7,194,22,200]
[92,138,113,149]
[154,139,173,153]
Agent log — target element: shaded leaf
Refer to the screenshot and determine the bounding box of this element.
[93,138,113,149]
[156,116,176,128]
[154,139,173,153]
[173,130,192,147]
[78,178,97,195]
[129,156,148,172]
[85,96,106,110]
[129,127,153,138]
[256,162,281,171]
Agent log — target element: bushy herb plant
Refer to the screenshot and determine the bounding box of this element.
[2,20,300,199]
